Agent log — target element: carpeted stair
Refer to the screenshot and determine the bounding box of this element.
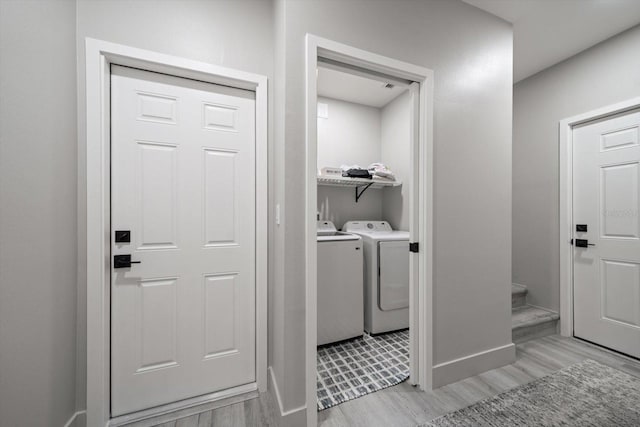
[511,284,559,343]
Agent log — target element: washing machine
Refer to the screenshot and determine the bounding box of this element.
[343,221,409,334]
[317,221,364,345]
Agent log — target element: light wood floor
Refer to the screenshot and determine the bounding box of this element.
[130,335,640,427]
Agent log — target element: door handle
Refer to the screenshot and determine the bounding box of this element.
[574,239,595,248]
[114,254,141,268]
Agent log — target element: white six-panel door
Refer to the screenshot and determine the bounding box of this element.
[573,109,640,359]
[110,65,256,415]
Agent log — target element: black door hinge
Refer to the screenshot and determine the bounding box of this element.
[409,242,419,253]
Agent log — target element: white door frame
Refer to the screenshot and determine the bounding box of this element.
[84,38,268,427]
[305,34,434,427]
[559,96,640,337]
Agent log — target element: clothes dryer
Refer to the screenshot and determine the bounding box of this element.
[343,221,409,334]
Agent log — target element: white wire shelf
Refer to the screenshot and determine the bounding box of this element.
[317,175,401,188]
[317,175,401,204]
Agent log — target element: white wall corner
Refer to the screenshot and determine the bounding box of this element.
[511,282,527,291]
[432,343,515,388]
[268,367,307,427]
[63,411,87,427]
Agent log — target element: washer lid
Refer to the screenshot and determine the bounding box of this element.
[370,230,410,241]
[317,220,361,241]
[317,232,361,242]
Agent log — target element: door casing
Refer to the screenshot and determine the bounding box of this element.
[84,38,268,427]
[559,96,640,338]
[304,35,434,427]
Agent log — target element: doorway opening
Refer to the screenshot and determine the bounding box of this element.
[315,63,412,411]
[304,35,434,426]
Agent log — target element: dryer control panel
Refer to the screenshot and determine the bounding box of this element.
[343,221,393,232]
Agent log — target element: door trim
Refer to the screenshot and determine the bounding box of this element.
[305,35,434,427]
[559,96,640,337]
[84,38,268,427]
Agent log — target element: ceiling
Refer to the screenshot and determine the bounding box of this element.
[462,0,640,82]
[317,66,407,108]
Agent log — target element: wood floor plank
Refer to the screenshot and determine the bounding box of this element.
[475,366,521,392]
[135,335,640,427]
[174,414,198,427]
[196,409,211,427]
[318,335,640,427]
[209,401,244,427]
[325,384,417,427]
[241,398,263,427]
[318,405,351,427]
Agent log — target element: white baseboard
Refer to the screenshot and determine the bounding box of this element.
[432,343,516,388]
[525,302,558,314]
[268,367,306,427]
[63,410,86,427]
[109,383,257,426]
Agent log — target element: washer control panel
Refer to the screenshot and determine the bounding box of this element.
[317,220,338,233]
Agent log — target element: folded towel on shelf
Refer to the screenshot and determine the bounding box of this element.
[338,165,371,179]
[319,167,343,177]
[367,163,396,181]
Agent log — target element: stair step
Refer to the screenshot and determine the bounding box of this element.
[512,305,559,343]
[511,284,528,308]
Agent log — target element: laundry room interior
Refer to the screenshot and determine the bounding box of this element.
[315,61,413,410]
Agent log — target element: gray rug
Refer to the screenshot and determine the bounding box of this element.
[423,359,640,427]
[317,329,409,411]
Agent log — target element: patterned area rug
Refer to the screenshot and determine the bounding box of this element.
[316,329,409,411]
[423,359,640,426]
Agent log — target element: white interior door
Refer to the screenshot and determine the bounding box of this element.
[573,108,640,359]
[110,65,256,416]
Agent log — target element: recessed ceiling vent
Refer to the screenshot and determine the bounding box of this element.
[383,83,395,89]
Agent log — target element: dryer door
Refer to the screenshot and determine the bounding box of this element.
[378,241,410,311]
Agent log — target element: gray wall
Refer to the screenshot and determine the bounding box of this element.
[513,25,640,311]
[273,0,513,414]
[381,91,411,232]
[317,97,382,169]
[317,96,384,227]
[0,1,78,426]
[317,186,383,229]
[1,1,514,424]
